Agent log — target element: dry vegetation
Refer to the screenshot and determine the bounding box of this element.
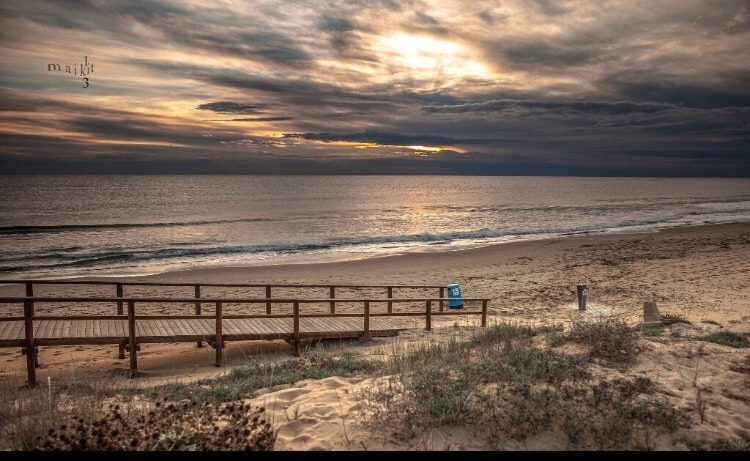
[1,315,748,451]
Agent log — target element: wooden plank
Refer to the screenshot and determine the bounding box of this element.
[116,319,128,337]
[69,320,82,338]
[302,317,321,333]
[33,320,48,339]
[166,318,182,335]
[44,320,58,338]
[8,321,24,340]
[179,318,193,335]
[174,319,191,336]
[247,320,265,336]
[177,319,197,335]
[150,319,167,337]
[241,318,261,335]
[104,319,117,337]
[134,319,147,337]
[52,319,65,339]
[151,319,171,338]
[62,320,71,340]
[222,319,237,335]
[153,319,172,337]
[307,317,331,333]
[180,318,196,335]
[204,317,217,335]
[105,319,116,336]
[266,317,290,334]
[0,322,11,340]
[138,319,156,338]
[179,318,194,335]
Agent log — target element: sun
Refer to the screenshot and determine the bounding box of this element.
[375,33,490,88]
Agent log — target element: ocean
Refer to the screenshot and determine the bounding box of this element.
[1,175,749,280]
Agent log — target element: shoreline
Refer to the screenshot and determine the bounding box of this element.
[133,220,749,284]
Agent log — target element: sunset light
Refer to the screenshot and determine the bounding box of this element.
[0,0,746,176]
[375,33,491,88]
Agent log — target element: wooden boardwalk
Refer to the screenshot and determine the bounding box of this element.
[0,281,490,387]
[0,315,417,347]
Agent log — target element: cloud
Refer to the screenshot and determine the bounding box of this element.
[0,0,748,176]
[283,130,494,146]
[422,99,680,115]
[197,102,277,115]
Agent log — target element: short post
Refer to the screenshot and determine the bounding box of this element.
[481,300,488,327]
[363,300,371,339]
[439,286,445,312]
[127,301,138,377]
[214,301,223,367]
[23,297,37,387]
[426,300,432,331]
[117,284,126,358]
[195,285,203,348]
[265,285,272,314]
[116,283,123,315]
[576,284,587,311]
[329,286,336,314]
[643,301,662,325]
[194,285,202,314]
[387,286,393,314]
[292,301,301,356]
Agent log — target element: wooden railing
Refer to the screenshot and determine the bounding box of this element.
[0,281,490,387]
[0,280,458,314]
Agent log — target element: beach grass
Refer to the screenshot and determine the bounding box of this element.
[2,316,749,451]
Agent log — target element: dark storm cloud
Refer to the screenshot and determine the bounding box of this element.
[422,99,680,116]
[1,0,749,176]
[501,41,605,68]
[66,117,240,145]
[283,130,494,146]
[598,74,750,109]
[192,31,315,66]
[197,102,277,115]
[319,16,357,32]
[212,117,294,123]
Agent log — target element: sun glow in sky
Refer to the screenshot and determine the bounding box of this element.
[0,0,748,176]
[376,33,492,88]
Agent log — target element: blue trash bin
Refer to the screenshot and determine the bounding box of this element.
[447,283,463,309]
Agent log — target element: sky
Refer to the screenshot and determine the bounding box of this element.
[1,0,749,176]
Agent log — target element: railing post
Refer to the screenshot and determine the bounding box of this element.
[363,300,370,339]
[482,300,488,327]
[214,301,223,367]
[292,301,301,356]
[127,300,138,378]
[118,282,126,358]
[387,286,393,314]
[426,300,432,331]
[23,297,36,387]
[194,285,202,314]
[439,286,445,312]
[116,283,123,315]
[266,285,272,314]
[329,286,335,314]
[195,285,203,348]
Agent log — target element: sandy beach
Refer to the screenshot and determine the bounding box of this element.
[1,222,749,450]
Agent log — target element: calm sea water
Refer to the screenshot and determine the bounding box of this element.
[1,175,749,279]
